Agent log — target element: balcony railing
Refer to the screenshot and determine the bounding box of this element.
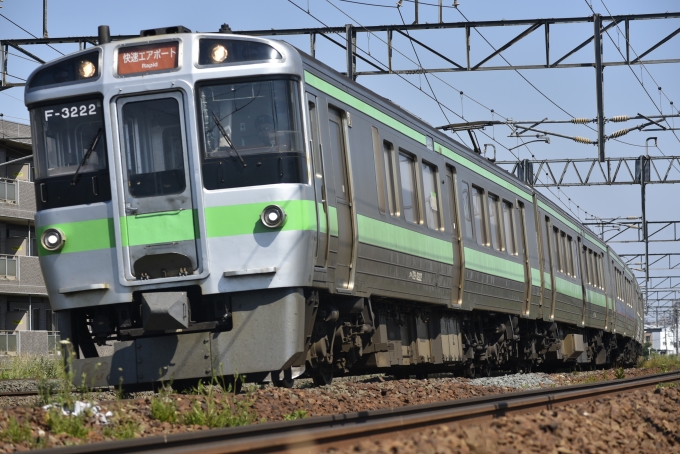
[0,255,17,280]
[0,179,17,204]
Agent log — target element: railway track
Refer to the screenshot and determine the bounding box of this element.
[37,370,680,454]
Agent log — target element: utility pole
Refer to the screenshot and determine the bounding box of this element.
[43,0,48,38]
[593,14,605,162]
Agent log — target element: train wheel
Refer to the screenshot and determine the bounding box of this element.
[463,363,476,378]
[312,366,333,386]
[272,369,295,389]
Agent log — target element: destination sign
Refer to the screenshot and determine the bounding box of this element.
[118,42,179,76]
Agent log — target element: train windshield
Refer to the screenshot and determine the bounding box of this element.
[30,98,107,179]
[198,78,306,189]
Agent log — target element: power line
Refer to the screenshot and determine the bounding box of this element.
[0,13,64,56]
[291,0,592,223]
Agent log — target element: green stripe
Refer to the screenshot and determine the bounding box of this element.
[317,203,327,234]
[544,276,552,290]
[612,253,625,270]
[555,276,583,299]
[37,218,115,256]
[464,247,524,282]
[304,71,427,145]
[538,200,580,233]
[358,215,453,264]
[434,142,532,202]
[584,232,605,251]
[587,288,607,308]
[531,268,542,287]
[328,205,338,237]
[121,209,198,247]
[205,200,316,238]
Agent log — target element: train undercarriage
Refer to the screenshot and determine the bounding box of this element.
[60,287,641,389]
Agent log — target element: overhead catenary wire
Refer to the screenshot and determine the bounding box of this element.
[0,13,64,56]
[288,0,596,223]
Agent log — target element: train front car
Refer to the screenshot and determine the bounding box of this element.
[26,29,316,388]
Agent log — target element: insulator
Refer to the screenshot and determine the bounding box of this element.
[571,117,591,124]
[609,115,629,123]
[573,136,593,144]
[608,128,632,139]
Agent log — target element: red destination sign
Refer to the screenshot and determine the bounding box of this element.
[118,42,179,76]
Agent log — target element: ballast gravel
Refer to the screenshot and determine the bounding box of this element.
[467,372,555,389]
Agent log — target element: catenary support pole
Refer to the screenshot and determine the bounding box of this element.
[43,0,48,38]
[593,14,605,162]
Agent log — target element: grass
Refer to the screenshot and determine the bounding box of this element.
[182,378,257,428]
[0,355,63,380]
[638,354,680,372]
[283,410,308,420]
[656,381,678,389]
[150,386,178,423]
[614,367,626,380]
[102,418,139,440]
[46,407,90,439]
[1,417,33,444]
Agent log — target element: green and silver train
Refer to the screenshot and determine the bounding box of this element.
[26,25,642,388]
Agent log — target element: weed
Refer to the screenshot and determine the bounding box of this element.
[584,374,601,384]
[1,417,33,445]
[103,417,139,440]
[182,375,257,428]
[602,369,608,381]
[283,410,308,420]
[150,386,178,423]
[639,354,680,372]
[614,367,626,380]
[0,355,63,380]
[46,407,90,439]
[656,381,678,389]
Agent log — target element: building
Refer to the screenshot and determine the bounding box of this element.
[644,326,677,355]
[0,117,52,336]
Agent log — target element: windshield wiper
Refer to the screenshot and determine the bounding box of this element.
[211,111,246,167]
[71,128,102,186]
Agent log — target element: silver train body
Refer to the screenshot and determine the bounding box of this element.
[25,28,642,387]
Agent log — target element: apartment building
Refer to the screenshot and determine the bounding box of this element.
[0,117,51,336]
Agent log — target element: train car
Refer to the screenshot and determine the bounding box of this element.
[25,25,642,388]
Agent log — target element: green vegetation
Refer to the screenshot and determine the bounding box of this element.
[638,354,680,372]
[0,355,62,380]
[46,407,89,439]
[283,409,308,420]
[614,367,626,380]
[150,386,178,423]
[656,381,678,389]
[1,417,34,445]
[103,418,139,440]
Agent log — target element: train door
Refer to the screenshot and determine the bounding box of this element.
[327,108,355,290]
[116,93,200,281]
[544,217,557,319]
[578,238,587,325]
[445,166,463,305]
[518,202,531,315]
[307,95,329,268]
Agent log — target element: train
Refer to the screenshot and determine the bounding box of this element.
[25,25,642,389]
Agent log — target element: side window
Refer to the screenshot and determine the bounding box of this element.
[552,227,560,272]
[543,217,551,270]
[461,182,474,239]
[582,247,590,285]
[487,193,501,251]
[572,239,579,279]
[383,141,398,216]
[502,201,516,255]
[421,161,441,230]
[398,151,419,224]
[372,127,386,214]
[472,186,486,246]
[598,255,605,289]
[566,236,574,277]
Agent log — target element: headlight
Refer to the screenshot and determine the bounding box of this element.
[260,205,286,229]
[41,228,66,252]
[209,44,229,63]
[78,60,97,78]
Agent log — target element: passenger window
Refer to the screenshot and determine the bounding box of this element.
[566,236,574,277]
[502,201,516,255]
[398,151,419,224]
[582,247,590,284]
[421,162,441,230]
[571,239,579,279]
[372,127,386,214]
[552,227,561,272]
[461,182,474,239]
[487,194,501,251]
[472,186,486,246]
[383,141,398,216]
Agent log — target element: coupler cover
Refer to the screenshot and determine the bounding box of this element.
[141,291,189,330]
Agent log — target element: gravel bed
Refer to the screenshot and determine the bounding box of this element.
[330,386,680,453]
[467,372,555,389]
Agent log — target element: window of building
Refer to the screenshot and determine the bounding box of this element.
[372,127,386,214]
[487,194,501,251]
[461,182,474,239]
[502,201,516,255]
[472,186,486,246]
[383,141,398,216]
[398,151,419,224]
[421,162,441,230]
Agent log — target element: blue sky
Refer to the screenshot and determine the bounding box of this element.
[2,0,680,307]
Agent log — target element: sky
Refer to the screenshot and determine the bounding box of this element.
[1,0,679,316]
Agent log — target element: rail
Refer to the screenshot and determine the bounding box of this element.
[44,370,680,454]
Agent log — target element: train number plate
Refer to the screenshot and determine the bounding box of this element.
[118,42,179,76]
